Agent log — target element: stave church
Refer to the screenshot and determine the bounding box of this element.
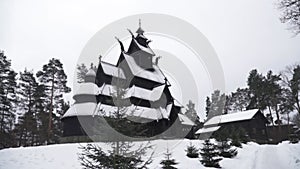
[61,21,194,140]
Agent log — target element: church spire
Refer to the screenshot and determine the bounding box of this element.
[136,19,144,35]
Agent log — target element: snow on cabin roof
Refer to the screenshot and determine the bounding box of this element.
[195,126,221,134]
[101,61,126,79]
[62,102,98,118]
[123,53,165,83]
[204,109,260,126]
[132,38,155,56]
[178,114,195,126]
[125,84,166,101]
[74,82,100,96]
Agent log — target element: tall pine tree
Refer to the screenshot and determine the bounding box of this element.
[36,58,70,143]
[14,69,39,146]
[0,51,18,148]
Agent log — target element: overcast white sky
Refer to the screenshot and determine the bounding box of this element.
[1,0,300,116]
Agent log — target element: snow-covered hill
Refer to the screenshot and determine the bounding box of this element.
[0,139,300,169]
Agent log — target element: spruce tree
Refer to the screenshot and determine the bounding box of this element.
[79,142,153,169]
[160,148,178,169]
[200,139,222,168]
[227,88,251,112]
[36,58,71,143]
[217,141,237,158]
[185,100,198,122]
[185,142,199,158]
[206,90,226,120]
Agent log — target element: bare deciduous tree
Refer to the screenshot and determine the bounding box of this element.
[278,0,300,35]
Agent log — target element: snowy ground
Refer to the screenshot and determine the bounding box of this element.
[0,139,300,169]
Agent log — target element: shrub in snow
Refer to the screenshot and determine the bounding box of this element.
[160,148,179,169]
[200,139,222,168]
[185,142,199,158]
[217,141,237,158]
[78,142,153,169]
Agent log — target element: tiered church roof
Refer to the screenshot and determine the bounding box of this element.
[62,21,194,137]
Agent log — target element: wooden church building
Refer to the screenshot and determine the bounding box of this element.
[61,21,194,140]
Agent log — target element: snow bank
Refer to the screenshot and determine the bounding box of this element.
[0,140,300,169]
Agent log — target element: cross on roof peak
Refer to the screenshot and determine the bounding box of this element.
[136,19,144,34]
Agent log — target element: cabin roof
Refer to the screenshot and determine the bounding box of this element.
[195,126,220,134]
[204,109,261,126]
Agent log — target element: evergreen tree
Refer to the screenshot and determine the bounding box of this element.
[78,142,153,169]
[290,65,300,115]
[227,88,251,113]
[14,69,39,146]
[265,71,283,126]
[185,142,199,158]
[247,69,267,110]
[36,58,71,143]
[185,100,198,122]
[0,51,17,148]
[205,97,211,118]
[247,69,283,125]
[160,148,178,169]
[199,139,222,168]
[217,140,237,158]
[212,127,238,158]
[34,84,49,145]
[206,90,226,120]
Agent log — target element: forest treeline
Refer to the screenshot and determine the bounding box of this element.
[1,50,300,149]
[0,51,70,149]
[204,64,300,127]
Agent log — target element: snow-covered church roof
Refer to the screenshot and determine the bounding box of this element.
[74,82,100,96]
[86,69,96,77]
[63,102,173,121]
[122,53,165,83]
[101,61,126,79]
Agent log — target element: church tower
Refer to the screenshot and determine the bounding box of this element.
[126,19,155,70]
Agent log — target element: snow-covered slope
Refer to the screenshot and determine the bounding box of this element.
[0,139,300,169]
